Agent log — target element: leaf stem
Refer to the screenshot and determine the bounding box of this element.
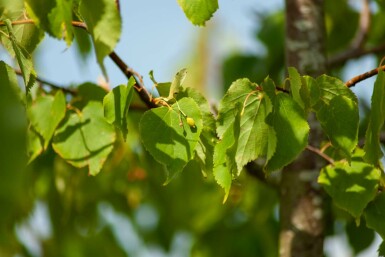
[305,145,334,165]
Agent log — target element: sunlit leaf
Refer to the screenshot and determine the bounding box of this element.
[319,153,381,219]
[177,0,218,26]
[103,77,135,140]
[316,95,359,159]
[80,0,121,77]
[4,19,36,91]
[28,90,66,149]
[52,102,116,175]
[364,69,385,165]
[168,68,187,100]
[139,97,202,183]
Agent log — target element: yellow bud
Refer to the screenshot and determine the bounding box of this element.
[186,117,196,128]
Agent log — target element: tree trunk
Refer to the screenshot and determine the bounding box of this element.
[280,0,327,256]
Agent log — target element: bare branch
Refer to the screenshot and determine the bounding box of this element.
[14,69,78,95]
[305,145,334,165]
[345,64,385,87]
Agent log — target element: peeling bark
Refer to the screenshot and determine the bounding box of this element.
[280,0,326,256]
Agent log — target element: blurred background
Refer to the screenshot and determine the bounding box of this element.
[1,0,385,256]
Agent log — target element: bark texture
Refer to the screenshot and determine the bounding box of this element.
[280,1,326,257]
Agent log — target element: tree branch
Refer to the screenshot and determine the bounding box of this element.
[15,69,78,95]
[345,64,385,87]
[0,19,157,108]
[305,145,334,165]
[328,0,372,67]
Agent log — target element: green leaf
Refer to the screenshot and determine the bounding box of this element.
[72,82,107,109]
[48,0,74,45]
[316,95,359,158]
[217,78,275,174]
[168,68,187,100]
[27,127,43,164]
[264,79,309,172]
[288,67,304,108]
[52,102,116,175]
[315,75,357,107]
[103,77,135,140]
[319,154,381,219]
[177,87,216,173]
[364,192,385,239]
[139,97,203,183]
[0,23,44,56]
[4,19,36,91]
[80,0,122,77]
[364,69,385,165]
[300,75,320,111]
[25,0,56,34]
[177,0,218,26]
[213,107,241,202]
[28,90,66,149]
[379,240,385,256]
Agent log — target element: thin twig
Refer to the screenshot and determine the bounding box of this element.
[328,0,371,67]
[306,145,334,164]
[0,19,156,108]
[345,64,385,87]
[15,69,78,95]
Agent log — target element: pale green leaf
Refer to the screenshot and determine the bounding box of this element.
[27,127,43,164]
[213,107,240,202]
[4,19,36,91]
[103,77,135,140]
[25,0,56,34]
[316,95,359,158]
[288,67,304,108]
[52,102,116,175]
[177,87,216,173]
[300,75,320,111]
[364,192,385,239]
[28,90,66,149]
[364,69,385,165]
[315,75,357,107]
[80,0,121,77]
[48,0,74,45]
[168,68,187,100]
[264,92,309,172]
[177,0,218,26]
[217,78,274,174]
[139,97,203,183]
[319,154,381,218]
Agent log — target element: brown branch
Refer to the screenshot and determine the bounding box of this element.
[328,0,371,67]
[345,64,385,87]
[305,145,334,165]
[1,19,157,108]
[15,69,78,95]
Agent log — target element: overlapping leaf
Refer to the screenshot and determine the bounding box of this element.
[316,95,359,158]
[217,78,274,174]
[315,75,359,158]
[48,0,74,45]
[139,97,202,183]
[177,0,218,26]
[364,192,385,239]
[28,90,66,149]
[319,152,381,219]
[103,77,135,140]
[52,102,116,175]
[80,0,121,76]
[4,19,36,91]
[213,107,240,202]
[177,87,216,173]
[263,78,309,172]
[364,69,385,165]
